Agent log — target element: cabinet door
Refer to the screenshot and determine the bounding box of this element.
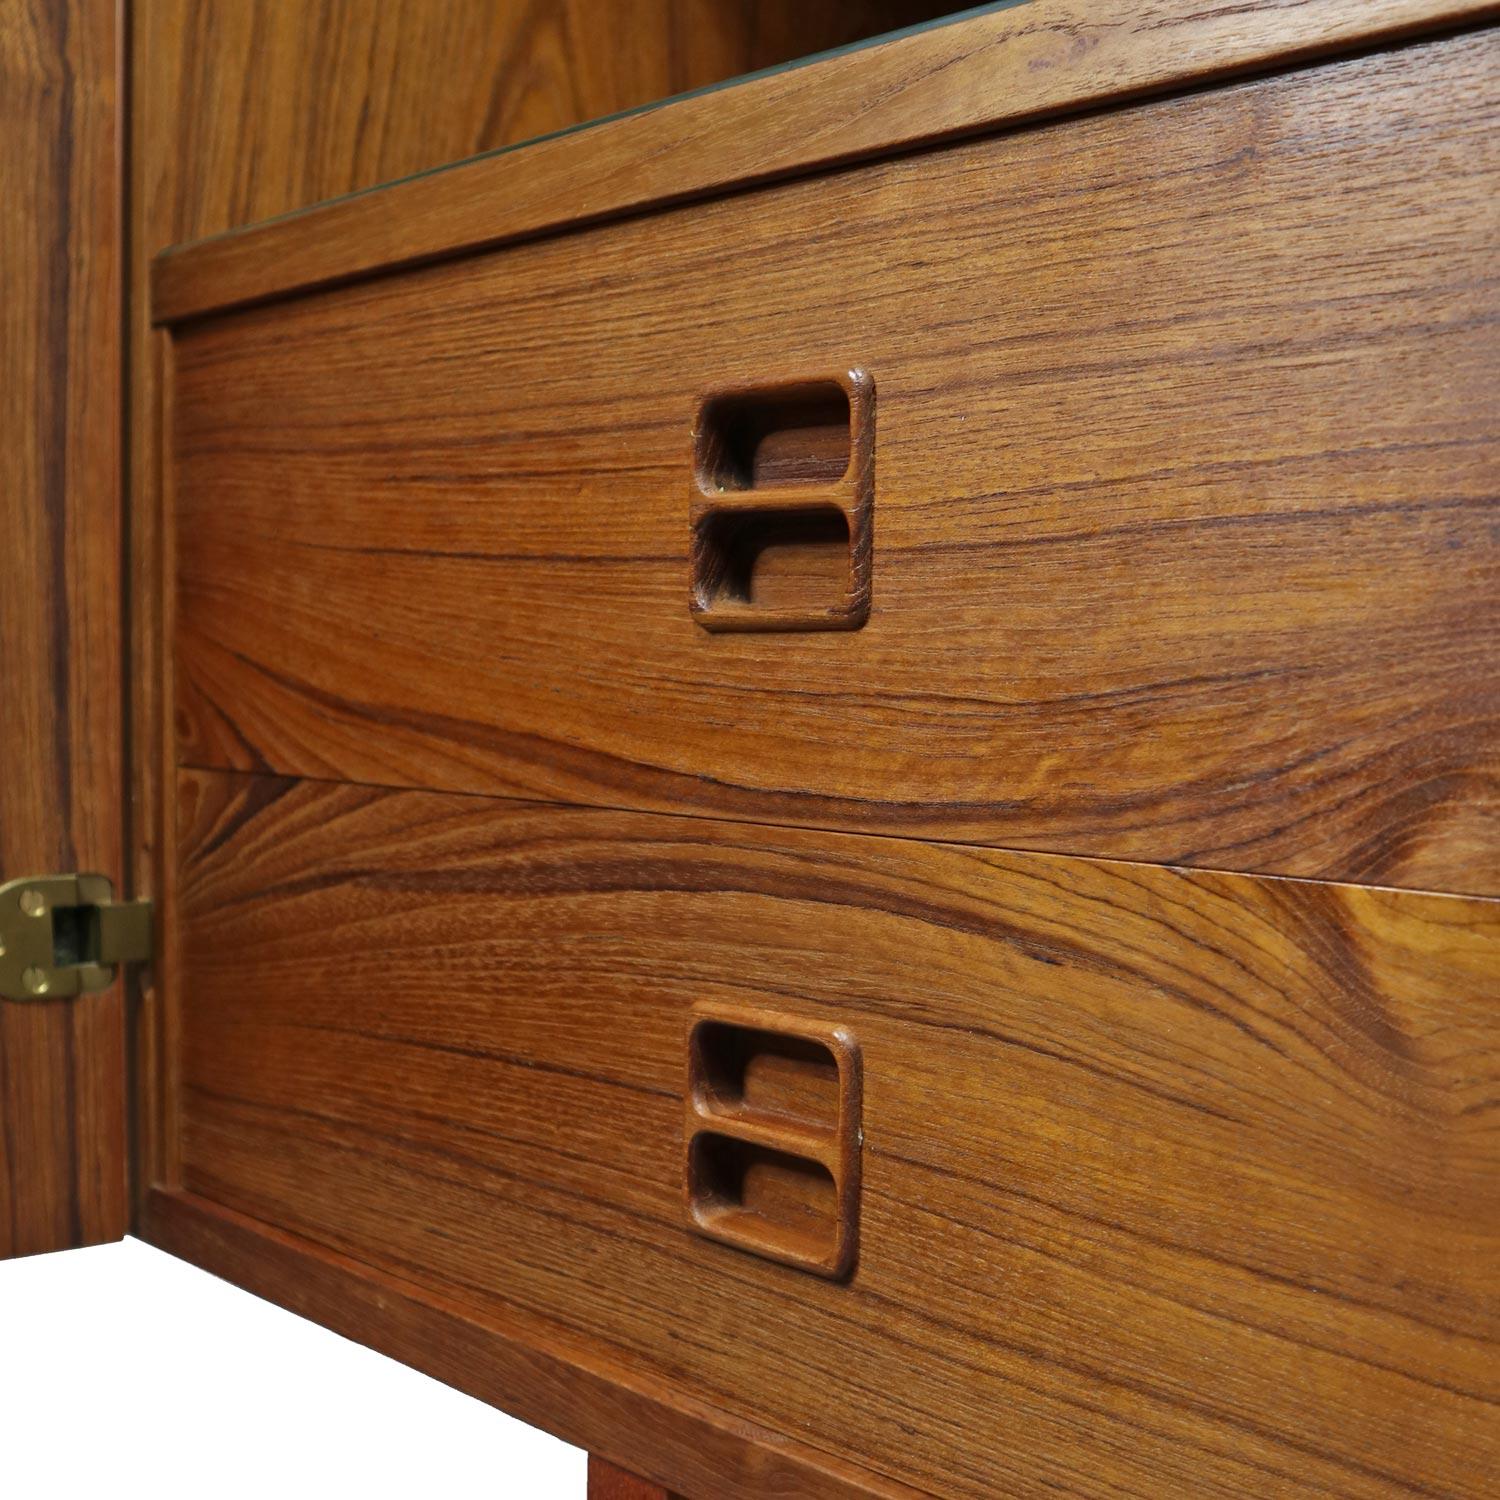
[0,0,127,1257]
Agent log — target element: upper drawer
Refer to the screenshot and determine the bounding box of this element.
[169,31,1499,894]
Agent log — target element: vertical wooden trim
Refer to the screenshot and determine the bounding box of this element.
[154,337,181,1191]
[125,0,184,1207]
[0,0,127,1255]
[128,329,180,1206]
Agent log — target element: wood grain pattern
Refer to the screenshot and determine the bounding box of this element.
[0,0,126,1257]
[170,34,1500,893]
[167,768,1500,1498]
[149,0,1500,325]
[142,1188,913,1499]
[125,8,967,1180]
[133,0,955,257]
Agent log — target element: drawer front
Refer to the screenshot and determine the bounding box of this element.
[175,769,1500,1499]
[170,30,1500,896]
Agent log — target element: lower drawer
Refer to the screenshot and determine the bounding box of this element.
[171,768,1499,1498]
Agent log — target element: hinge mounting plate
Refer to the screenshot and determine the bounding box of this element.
[0,874,152,1001]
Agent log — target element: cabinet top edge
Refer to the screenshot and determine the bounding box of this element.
[150,0,1495,327]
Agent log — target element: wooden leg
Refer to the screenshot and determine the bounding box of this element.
[587,1454,677,1499]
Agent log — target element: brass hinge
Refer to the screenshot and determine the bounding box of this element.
[0,874,152,1001]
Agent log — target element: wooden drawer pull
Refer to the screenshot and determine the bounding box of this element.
[685,1005,861,1278]
[689,369,874,632]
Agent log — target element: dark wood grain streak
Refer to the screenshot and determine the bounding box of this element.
[171,33,1500,894]
[148,0,1500,325]
[1,0,126,1257]
[167,769,1500,1498]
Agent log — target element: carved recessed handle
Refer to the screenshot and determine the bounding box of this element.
[685,1004,861,1279]
[689,369,874,632]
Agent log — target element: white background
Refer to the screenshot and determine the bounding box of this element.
[1,1237,582,1498]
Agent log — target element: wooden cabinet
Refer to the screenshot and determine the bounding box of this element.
[6,2,1498,1495]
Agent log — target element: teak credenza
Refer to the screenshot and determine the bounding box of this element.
[6,1,1499,1495]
